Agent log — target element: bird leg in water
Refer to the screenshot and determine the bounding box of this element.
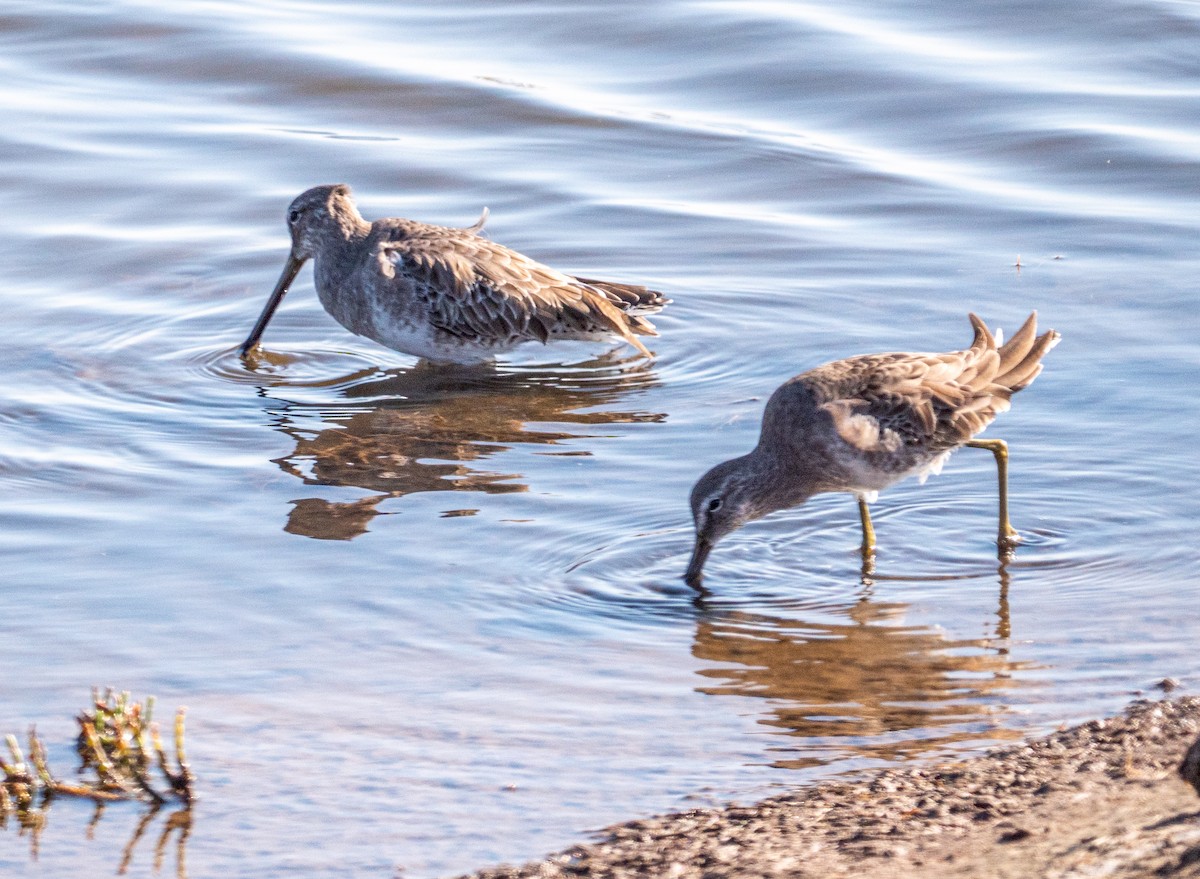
[966,438,1020,552]
[856,495,877,559]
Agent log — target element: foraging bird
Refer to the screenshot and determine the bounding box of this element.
[685,313,1060,587]
[239,184,667,363]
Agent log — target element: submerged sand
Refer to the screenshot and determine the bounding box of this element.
[458,696,1200,879]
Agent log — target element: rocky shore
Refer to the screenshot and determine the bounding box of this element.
[458,696,1200,879]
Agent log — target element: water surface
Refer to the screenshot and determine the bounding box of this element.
[1,1,1198,876]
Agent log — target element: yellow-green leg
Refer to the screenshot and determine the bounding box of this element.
[857,495,876,558]
[857,495,877,582]
[966,438,1019,551]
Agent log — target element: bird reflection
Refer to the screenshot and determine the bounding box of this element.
[283,496,389,541]
[692,582,1027,769]
[264,354,663,539]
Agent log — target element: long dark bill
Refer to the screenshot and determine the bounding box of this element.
[239,253,306,357]
[683,536,713,589]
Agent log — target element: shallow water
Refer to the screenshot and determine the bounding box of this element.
[1,1,1198,876]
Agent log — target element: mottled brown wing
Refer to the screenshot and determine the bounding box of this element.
[383,229,650,352]
[802,318,1009,455]
[807,313,1058,455]
[571,276,669,315]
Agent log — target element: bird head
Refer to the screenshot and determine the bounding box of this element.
[239,184,367,357]
[284,183,363,261]
[685,457,766,588]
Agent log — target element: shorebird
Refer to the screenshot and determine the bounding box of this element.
[239,184,668,363]
[684,312,1060,587]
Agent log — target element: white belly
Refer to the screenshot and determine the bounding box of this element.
[840,448,956,503]
[359,301,512,364]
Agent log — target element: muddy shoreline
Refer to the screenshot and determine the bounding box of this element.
[456,696,1200,879]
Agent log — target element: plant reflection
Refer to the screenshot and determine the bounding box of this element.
[692,575,1030,769]
[1,799,190,878]
[263,354,663,540]
[117,804,191,877]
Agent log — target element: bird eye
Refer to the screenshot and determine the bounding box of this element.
[287,208,301,224]
[707,498,723,512]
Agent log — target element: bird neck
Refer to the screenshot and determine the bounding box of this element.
[311,211,371,277]
[327,199,371,247]
[743,445,818,515]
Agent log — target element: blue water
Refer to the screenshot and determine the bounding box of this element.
[1,1,1198,876]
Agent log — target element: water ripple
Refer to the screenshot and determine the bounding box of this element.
[2,0,1199,876]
